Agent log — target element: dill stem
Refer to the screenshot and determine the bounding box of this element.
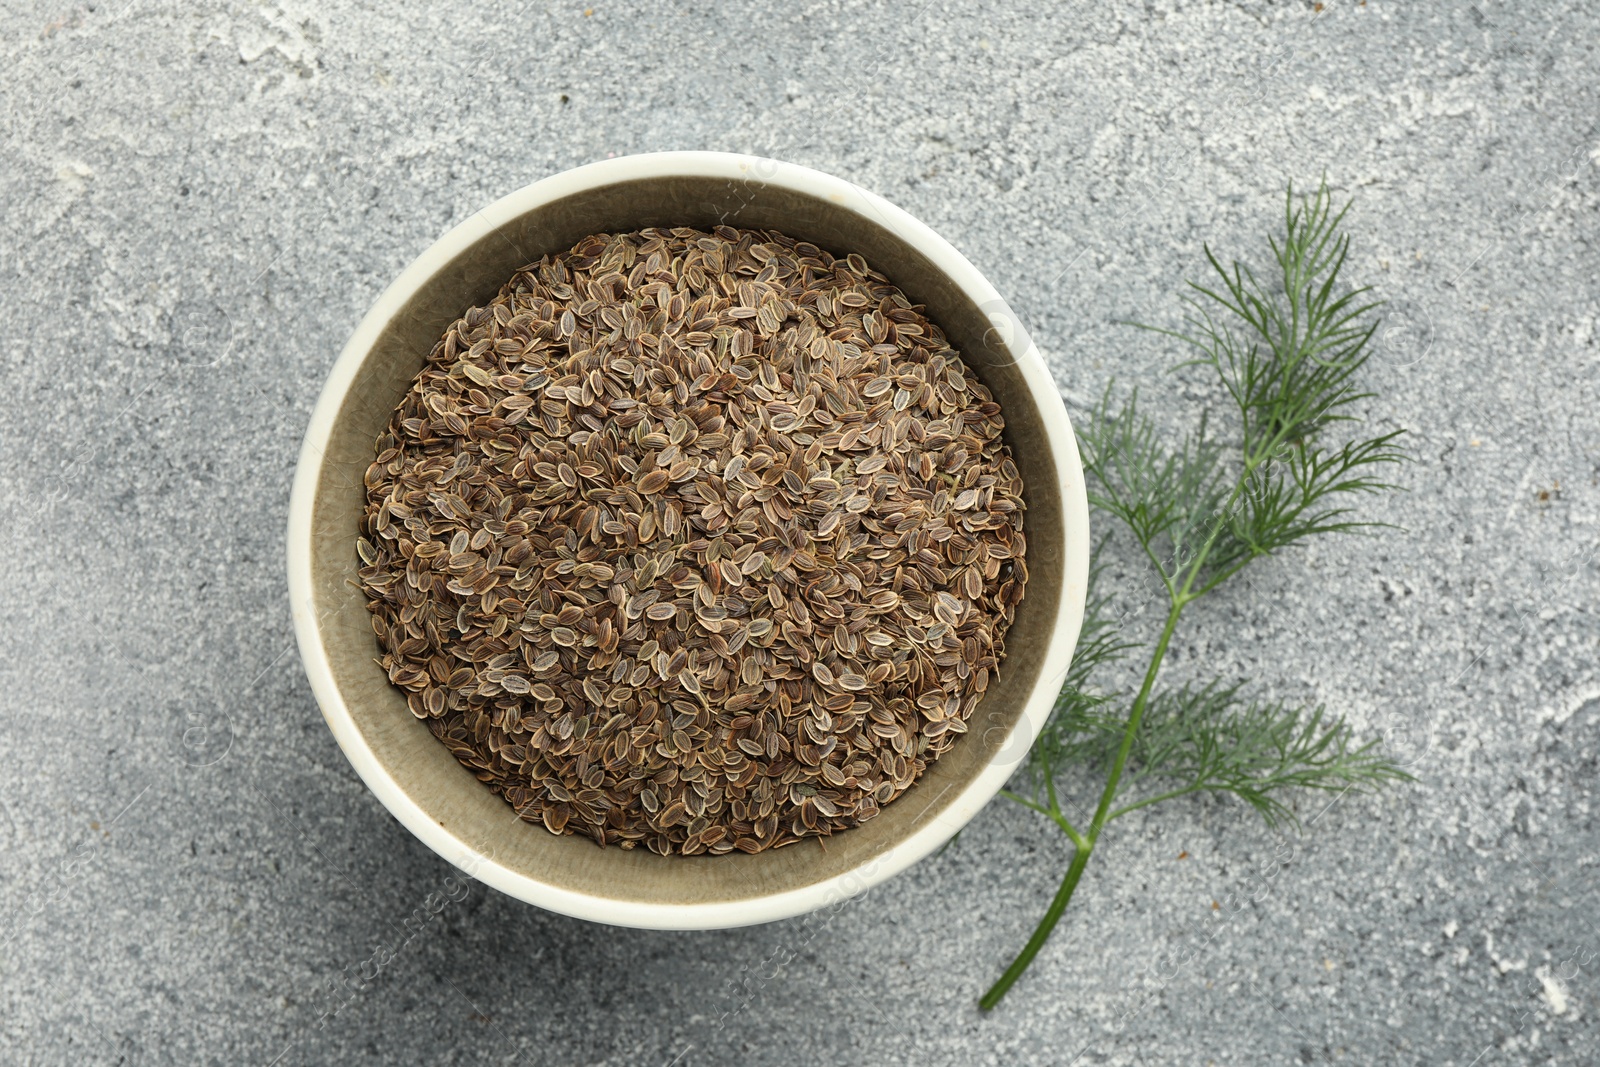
[1083,598,1187,841]
[981,600,1187,1010]
[978,842,1093,1011]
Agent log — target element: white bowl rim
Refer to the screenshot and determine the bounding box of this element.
[287,150,1090,929]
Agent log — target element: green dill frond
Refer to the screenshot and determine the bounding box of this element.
[1118,178,1410,593]
[1108,682,1416,830]
[1077,389,1231,590]
[1212,430,1409,575]
[1173,179,1388,460]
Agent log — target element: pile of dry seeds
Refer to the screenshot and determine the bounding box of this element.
[357,225,1027,855]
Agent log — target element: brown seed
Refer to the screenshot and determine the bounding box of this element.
[357,225,1027,857]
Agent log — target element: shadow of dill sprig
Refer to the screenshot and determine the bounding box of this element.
[980,179,1414,1011]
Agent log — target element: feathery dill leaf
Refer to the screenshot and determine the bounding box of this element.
[1106,682,1415,830]
[1077,392,1231,591]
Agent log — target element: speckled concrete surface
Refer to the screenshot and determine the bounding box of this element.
[1,2,1597,1064]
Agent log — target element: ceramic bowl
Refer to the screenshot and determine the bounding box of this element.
[287,151,1089,929]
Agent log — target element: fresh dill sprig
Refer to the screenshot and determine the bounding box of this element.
[980,179,1413,1011]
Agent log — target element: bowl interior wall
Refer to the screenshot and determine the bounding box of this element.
[308,175,1063,905]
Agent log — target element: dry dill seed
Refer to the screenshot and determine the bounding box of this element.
[357,225,1028,856]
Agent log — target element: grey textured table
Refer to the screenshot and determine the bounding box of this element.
[2,3,1596,1064]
